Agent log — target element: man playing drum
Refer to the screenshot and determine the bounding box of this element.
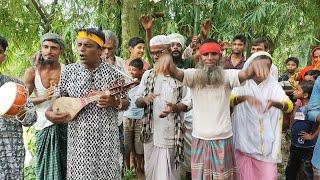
[0,35,37,180]
[45,28,129,179]
[23,33,67,180]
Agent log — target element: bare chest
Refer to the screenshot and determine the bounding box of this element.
[38,69,61,88]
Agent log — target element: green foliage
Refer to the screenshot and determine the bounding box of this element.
[23,127,36,179]
[0,1,319,179]
[123,169,135,180]
[1,0,319,77]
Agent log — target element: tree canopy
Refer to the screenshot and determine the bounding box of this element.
[0,0,319,77]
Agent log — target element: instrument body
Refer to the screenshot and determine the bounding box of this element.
[0,82,28,116]
[52,80,137,122]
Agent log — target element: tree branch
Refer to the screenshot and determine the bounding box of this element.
[29,0,49,24]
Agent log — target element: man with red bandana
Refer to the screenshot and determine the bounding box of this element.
[157,39,271,180]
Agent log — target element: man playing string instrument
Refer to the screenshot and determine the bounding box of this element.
[0,35,37,180]
[45,28,129,179]
[24,33,67,180]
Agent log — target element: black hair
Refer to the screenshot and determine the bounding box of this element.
[252,38,269,50]
[201,38,218,45]
[0,36,8,52]
[233,34,246,45]
[77,28,105,47]
[285,57,299,67]
[128,37,145,48]
[299,80,314,98]
[129,58,144,70]
[304,70,320,80]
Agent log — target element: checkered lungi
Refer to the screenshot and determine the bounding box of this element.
[35,124,68,180]
[191,137,237,180]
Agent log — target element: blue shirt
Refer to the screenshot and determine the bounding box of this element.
[123,86,144,120]
[307,77,320,169]
[291,106,316,148]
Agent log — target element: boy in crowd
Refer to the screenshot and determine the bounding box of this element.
[123,58,145,179]
[286,80,318,180]
[304,70,320,82]
[279,57,299,99]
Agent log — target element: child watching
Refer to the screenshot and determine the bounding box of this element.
[279,57,299,98]
[285,80,318,180]
[123,58,145,179]
[304,70,320,82]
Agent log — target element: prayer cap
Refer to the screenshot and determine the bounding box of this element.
[150,35,170,46]
[41,33,65,50]
[167,33,185,48]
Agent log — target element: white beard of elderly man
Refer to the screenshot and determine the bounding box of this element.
[157,38,271,180]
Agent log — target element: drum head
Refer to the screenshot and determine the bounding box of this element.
[0,82,17,115]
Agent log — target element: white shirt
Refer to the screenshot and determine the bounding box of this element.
[34,64,65,130]
[232,77,287,163]
[183,69,240,140]
[136,70,191,148]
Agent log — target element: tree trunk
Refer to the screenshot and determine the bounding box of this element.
[121,0,140,59]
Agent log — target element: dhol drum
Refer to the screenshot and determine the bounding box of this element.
[0,82,28,117]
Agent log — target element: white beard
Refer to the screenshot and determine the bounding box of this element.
[192,61,225,89]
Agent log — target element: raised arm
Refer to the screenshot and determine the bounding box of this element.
[140,15,153,49]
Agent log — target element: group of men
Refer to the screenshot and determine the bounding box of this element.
[0,22,320,180]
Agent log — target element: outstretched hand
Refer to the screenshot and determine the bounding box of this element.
[144,93,159,106]
[159,102,176,118]
[247,59,270,80]
[264,100,274,113]
[140,15,153,30]
[200,19,212,37]
[155,55,177,76]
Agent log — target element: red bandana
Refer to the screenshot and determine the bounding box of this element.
[199,42,222,55]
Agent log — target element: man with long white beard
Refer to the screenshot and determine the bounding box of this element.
[157,39,271,180]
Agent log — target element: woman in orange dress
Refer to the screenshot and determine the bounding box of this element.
[299,46,320,80]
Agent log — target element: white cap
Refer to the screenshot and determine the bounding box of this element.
[150,35,170,46]
[168,33,185,48]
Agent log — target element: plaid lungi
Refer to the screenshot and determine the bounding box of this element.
[191,137,237,180]
[35,124,67,180]
[314,166,320,180]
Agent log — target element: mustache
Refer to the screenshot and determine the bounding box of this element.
[40,58,55,65]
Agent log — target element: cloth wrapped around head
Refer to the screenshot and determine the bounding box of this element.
[242,51,272,70]
[150,35,171,46]
[199,42,222,55]
[41,33,65,50]
[76,31,105,48]
[167,33,186,48]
